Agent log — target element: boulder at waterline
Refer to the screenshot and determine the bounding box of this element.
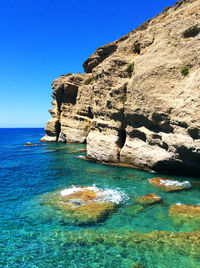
[149,177,191,192]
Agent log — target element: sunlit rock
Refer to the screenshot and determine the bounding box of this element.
[149,177,191,192]
[42,186,127,225]
[169,204,200,222]
[64,229,200,260]
[24,142,42,146]
[24,142,34,146]
[135,194,162,206]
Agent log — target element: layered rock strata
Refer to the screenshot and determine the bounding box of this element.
[42,0,200,174]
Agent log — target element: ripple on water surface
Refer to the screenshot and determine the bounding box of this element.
[0,129,200,267]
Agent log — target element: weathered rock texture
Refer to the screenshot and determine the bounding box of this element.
[42,0,200,174]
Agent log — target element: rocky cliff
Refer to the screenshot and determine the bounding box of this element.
[42,0,200,174]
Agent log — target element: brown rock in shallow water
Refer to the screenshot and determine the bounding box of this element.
[42,186,125,225]
[24,142,42,146]
[135,193,162,206]
[64,229,200,261]
[61,189,98,202]
[149,177,191,192]
[24,142,34,146]
[169,204,200,220]
[65,202,116,224]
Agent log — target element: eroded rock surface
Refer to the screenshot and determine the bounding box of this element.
[42,0,200,174]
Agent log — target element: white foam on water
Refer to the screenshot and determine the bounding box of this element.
[60,185,128,204]
[160,179,191,189]
[60,186,83,196]
[96,188,128,204]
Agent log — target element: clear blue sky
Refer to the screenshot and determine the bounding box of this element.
[0,0,177,127]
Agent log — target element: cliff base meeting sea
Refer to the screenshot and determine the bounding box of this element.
[1,128,200,268]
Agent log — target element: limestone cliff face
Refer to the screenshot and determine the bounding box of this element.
[42,0,200,174]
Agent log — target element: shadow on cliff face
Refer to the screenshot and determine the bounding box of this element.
[53,84,78,118]
[152,158,200,177]
[118,129,127,149]
[63,85,78,105]
[183,25,200,38]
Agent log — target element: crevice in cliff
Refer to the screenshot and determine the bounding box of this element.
[125,113,173,134]
[55,84,78,115]
[118,129,127,148]
[117,85,128,160]
[87,106,94,119]
[133,42,141,54]
[56,120,61,142]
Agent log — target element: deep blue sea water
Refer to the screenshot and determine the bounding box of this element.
[0,128,200,268]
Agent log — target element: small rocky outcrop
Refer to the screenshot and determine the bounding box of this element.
[135,193,162,206]
[24,142,42,146]
[41,73,94,143]
[169,204,200,222]
[24,142,35,146]
[149,177,191,192]
[42,0,200,174]
[42,186,126,225]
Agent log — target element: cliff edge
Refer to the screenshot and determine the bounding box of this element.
[42,0,200,174]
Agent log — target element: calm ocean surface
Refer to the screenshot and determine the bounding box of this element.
[0,128,200,267]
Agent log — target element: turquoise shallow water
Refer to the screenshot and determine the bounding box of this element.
[0,128,200,268]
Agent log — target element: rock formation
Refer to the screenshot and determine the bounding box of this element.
[41,186,125,225]
[149,177,191,191]
[169,204,200,224]
[135,194,162,206]
[42,0,200,174]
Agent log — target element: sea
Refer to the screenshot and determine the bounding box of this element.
[0,128,200,268]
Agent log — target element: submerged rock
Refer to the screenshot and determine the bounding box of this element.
[42,186,126,225]
[169,204,200,222]
[149,177,191,192]
[63,229,200,260]
[24,142,42,146]
[135,194,162,206]
[126,204,144,215]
